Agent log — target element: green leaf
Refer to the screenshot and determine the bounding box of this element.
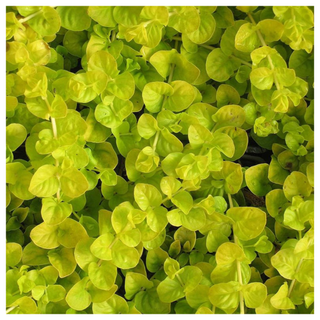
[6,242,22,267]
[134,183,162,211]
[168,6,200,33]
[258,19,284,42]
[88,6,116,27]
[95,97,133,129]
[92,294,128,314]
[172,191,193,214]
[137,114,159,139]
[124,272,153,300]
[270,282,295,310]
[227,207,266,241]
[74,238,98,272]
[47,285,66,302]
[208,281,241,309]
[283,171,312,201]
[245,163,272,196]
[6,123,27,151]
[206,48,240,82]
[30,222,59,249]
[88,260,117,290]
[41,198,72,225]
[250,67,274,90]
[135,286,170,314]
[57,218,89,248]
[106,72,135,100]
[212,105,246,129]
[56,6,91,31]
[8,296,38,314]
[29,165,60,197]
[271,248,300,280]
[242,282,267,308]
[28,6,61,36]
[215,242,247,265]
[111,240,140,269]
[157,277,184,303]
[90,233,114,260]
[235,23,260,53]
[142,82,173,113]
[66,277,91,311]
[48,247,77,278]
[164,80,196,112]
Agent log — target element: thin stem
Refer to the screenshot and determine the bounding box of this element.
[152,61,175,151]
[108,237,118,250]
[228,193,234,209]
[230,192,244,314]
[6,306,17,314]
[152,131,160,151]
[18,9,43,23]
[212,306,216,314]
[49,109,61,199]
[50,119,58,140]
[111,29,116,42]
[211,122,220,133]
[168,63,175,84]
[236,260,245,314]
[176,274,184,287]
[73,211,80,220]
[150,267,163,280]
[230,55,253,68]
[247,13,281,90]
[200,43,215,51]
[171,36,252,68]
[288,259,304,297]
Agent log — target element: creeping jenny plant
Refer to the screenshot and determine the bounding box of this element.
[6,5,314,314]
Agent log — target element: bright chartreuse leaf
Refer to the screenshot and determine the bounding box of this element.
[270,282,295,310]
[41,197,72,225]
[245,163,272,196]
[227,207,266,241]
[208,281,241,310]
[242,282,268,308]
[134,183,162,211]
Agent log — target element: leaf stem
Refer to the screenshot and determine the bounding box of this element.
[111,29,116,42]
[176,274,184,287]
[228,193,234,209]
[229,193,245,314]
[108,237,118,250]
[168,62,175,84]
[152,131,160,151]
[73,211,80,220]
[229,55,253,68]
[18,9,43,23]
[247,13,281,90]
[49,108,61,200]
[6,305,17,314]
[236,260,245,314]
[171,36,252,67]
[288,259,304,297]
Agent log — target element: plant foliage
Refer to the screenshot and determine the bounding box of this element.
[6,5,314,314]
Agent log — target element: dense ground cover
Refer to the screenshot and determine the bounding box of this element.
[6,6,314,314]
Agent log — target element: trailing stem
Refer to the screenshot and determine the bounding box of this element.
[288,259,304,297]
[228,193,245,314]
[247,13,282,90]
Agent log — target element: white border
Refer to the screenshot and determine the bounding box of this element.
[2,1,318,319]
